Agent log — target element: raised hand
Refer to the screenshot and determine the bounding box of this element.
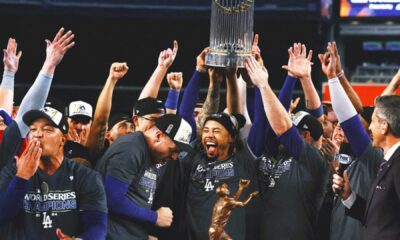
[16,140,42,180]
[289,97,301,114]
[42,28,75,74]
[321,137,339,162]
[318,43,337,79]
[331,42,343,75]
[167,72,183,91]
[252,34,263,67]
[109,62,129,82]
[196,47,210,73]
[282,43,313,79]
[158,40,178,69]
[3,38,22,73]
[244,56,269,88]
[56,228,72,240]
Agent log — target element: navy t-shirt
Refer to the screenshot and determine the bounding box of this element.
[258,141,328,240]
[0,158,107,240]
[180,143,258,240]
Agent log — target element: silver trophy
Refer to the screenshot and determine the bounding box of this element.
[206,0,255,68]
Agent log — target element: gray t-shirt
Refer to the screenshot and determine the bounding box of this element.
[329,143,382,240]
[96,132,162,240]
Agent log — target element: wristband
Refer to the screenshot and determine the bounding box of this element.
[165,89,180,110]
[337,70,345,79]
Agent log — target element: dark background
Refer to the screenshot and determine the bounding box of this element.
[0,0,329,114]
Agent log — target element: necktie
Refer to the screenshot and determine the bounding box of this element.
[377,159,388,177]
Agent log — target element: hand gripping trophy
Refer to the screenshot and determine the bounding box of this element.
[209,179,258,240]
[206,0,255,68]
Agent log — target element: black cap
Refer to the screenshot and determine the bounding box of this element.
[292,111,323,141]
[108,113,132,131]
[23,106,69,134]
[133,97,166,117]
[155,114,193,153]
[204,113,246,137]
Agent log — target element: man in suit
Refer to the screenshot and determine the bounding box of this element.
[333,95,400,240]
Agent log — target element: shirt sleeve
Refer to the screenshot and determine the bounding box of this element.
[76,168,108,213]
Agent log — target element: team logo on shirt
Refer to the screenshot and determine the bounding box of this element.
[192,160,235,191]
[24,190,77,229]
[258,155,293,188]
[139,169,158,204]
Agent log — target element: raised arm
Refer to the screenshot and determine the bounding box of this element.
[226,67,242,114]
[165,72,183,114]
[246,56,304,159]
[0,38,22,114]
[331,42,363,112]
[320,44,370,157]
[178,48,209,140]
[15,28,75,137]
[382,67,400,96]
[282,43,323,120]
[86,62,129,160]
[197,67,222,129]
[138,41,178,100]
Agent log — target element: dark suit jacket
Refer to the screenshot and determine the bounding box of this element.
[345,145,400,240]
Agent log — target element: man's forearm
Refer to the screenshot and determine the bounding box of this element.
[138,65,168,100]
[105,176,157,223]
[339,75,363,112]
[15,71,54,137]
[300,76,321,111]
[86,77,116,158]
[0,70,15,114]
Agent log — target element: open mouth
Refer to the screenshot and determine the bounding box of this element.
[205,141,217,155]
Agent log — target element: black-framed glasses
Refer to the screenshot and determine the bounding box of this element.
[140,116,158,122]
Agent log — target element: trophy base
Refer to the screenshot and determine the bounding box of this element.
[205,52,252,68]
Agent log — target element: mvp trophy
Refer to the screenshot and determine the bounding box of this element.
[209,179,258,240]
[206,0,255,68]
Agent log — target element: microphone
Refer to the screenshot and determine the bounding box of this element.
[335,142,353,177]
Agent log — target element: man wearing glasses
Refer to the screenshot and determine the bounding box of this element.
[132,97,166,132]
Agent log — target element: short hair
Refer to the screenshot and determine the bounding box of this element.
[375,95,400,137]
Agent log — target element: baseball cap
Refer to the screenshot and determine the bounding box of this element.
[291,111,323,141]
[108,113,132,130]
[65,100,93,124]
[204,113,246,137]
[23,106,69,134]
[133,97,166,117]
[155,114,193,153]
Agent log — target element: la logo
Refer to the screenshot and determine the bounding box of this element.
[42,212,53,229]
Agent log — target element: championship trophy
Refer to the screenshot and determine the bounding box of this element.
[206,0,255,68]
[209,179,258,240]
